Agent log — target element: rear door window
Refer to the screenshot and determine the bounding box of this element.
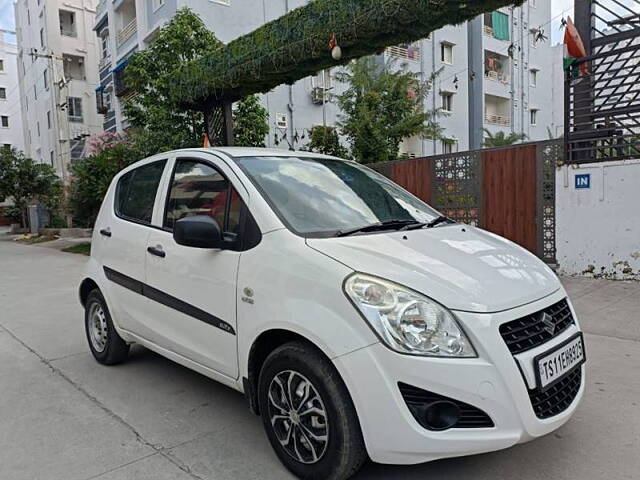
[115,160,167,224]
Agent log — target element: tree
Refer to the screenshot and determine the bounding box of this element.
[68,138,144,227]
[304,126,350,158]
[123,8,224,152]
[233,95,269,147]
[335,57,444,163]
[483,129,527,148]
[0,147,62,227]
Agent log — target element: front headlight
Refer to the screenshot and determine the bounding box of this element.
[344,273,476,357]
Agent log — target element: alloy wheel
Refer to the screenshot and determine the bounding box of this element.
[267,370,329,464]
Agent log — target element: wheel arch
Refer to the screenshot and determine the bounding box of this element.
[79,277,100,306]
[245,329,333,416]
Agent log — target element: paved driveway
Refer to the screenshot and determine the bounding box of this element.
[0,240,638,480]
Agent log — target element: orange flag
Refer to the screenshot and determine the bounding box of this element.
[564,17,589,76]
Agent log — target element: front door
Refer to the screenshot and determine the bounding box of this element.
[143,155,246,379]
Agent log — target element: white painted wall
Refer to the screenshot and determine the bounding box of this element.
[556,160,640,279]
[0,33,25,153]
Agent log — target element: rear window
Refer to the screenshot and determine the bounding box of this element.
[115,160,166,224]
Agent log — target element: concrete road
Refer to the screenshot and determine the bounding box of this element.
[0,239,638,480]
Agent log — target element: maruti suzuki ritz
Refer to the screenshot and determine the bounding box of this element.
[80,148,585,480]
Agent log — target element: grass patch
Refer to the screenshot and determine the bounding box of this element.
[62,243,91,256]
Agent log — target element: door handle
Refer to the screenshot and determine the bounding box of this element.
[99,228,112,237]
[147,246,166,258]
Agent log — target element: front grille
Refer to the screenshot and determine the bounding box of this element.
[398,383,495,429]
[528,367,582,419]
[499,299,575,355]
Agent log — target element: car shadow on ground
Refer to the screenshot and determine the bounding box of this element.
[116,346,579,480]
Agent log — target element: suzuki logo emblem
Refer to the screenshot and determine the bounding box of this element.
[541,312,556,335]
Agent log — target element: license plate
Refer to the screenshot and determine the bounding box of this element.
[534,333,585,391]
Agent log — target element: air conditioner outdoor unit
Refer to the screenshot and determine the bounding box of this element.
[275,113,288,129]
[311,87,326,105]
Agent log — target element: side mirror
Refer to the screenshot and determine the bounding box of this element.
[173,216,223,249]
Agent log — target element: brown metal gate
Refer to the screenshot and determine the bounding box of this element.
[371,140,559,264]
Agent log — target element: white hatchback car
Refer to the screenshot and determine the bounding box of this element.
[80,148,585,479]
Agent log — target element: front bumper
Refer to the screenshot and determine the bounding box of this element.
[333,288,586,465]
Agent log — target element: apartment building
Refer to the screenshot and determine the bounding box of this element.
[14,0,103,180]
[95,0,553,156]
[0,31,25,153]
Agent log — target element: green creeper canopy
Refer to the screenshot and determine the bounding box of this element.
[170,0,524,109]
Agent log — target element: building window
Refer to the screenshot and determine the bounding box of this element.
[1,116,9,128]
[68,97,83,122]
[0,59,4,72]
[151,0,165,11]
[59,10,77,37]
[0,87,5,100]
[440,42,454,64]
[441,92,454,112]
[40,28,45,48]
[34,84,37,100]
[50,151,54,165]
[530,68,538,87]
[37,122,41,136]
[100,30,110,60]
[441,140,455,154]
[27,9,30,25]
[43,69,48,89]
[530,109,538,125]
[47,111,51,129]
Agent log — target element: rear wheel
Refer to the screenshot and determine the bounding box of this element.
[258,341,367,480]
[84,289,129,365]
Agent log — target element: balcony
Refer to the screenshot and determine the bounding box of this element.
[63,54,86,81]
[485,93,511,126]
[116,19,137,46]
[485,51,510,84]
[387,43,421,62]
[485,114,511,126]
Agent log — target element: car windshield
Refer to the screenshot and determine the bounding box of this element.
[235,156,441,237]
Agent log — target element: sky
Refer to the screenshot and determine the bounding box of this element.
[551,0,574,45]
[0,0,16,43]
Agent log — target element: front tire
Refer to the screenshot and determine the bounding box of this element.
[258,341,367,480]
[84,289,129,365]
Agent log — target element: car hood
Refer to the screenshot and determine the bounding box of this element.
[306,225,560,313]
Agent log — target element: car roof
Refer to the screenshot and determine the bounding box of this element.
[177,147,345,161]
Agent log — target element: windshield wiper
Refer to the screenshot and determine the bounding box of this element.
[335,220,423,237]
[426,215,454,228]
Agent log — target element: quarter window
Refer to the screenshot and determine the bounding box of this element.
[164,160,242,233]
[115,160,167,224]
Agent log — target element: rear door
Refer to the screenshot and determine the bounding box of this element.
[96,159,168,331]
[142,153,249,378]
